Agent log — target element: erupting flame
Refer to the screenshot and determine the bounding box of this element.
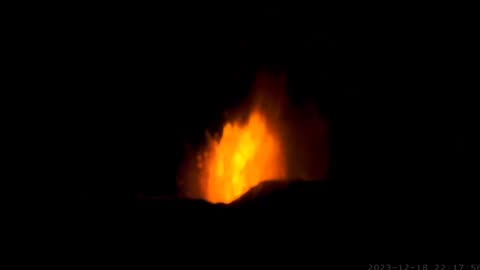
[179,71,328,204]
[197,109,287,204]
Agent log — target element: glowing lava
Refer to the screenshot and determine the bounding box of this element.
[178,71,328,204]
[196,109,287,204]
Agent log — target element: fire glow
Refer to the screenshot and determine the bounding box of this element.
[197,109,287,204]
[179,71,328,204]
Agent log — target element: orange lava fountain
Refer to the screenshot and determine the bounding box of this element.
[196,109,287,204]
[179,71,328,204]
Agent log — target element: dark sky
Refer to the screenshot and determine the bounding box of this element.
[60,4,475,200]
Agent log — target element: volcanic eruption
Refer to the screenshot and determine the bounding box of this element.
[179,70,328,204]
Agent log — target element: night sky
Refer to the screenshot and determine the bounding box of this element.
[21,3,479,263]
[57,4,476,205]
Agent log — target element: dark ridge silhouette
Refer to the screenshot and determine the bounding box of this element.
[136,179,332,210]
[230,179,330,208]
[67,179,475,262]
